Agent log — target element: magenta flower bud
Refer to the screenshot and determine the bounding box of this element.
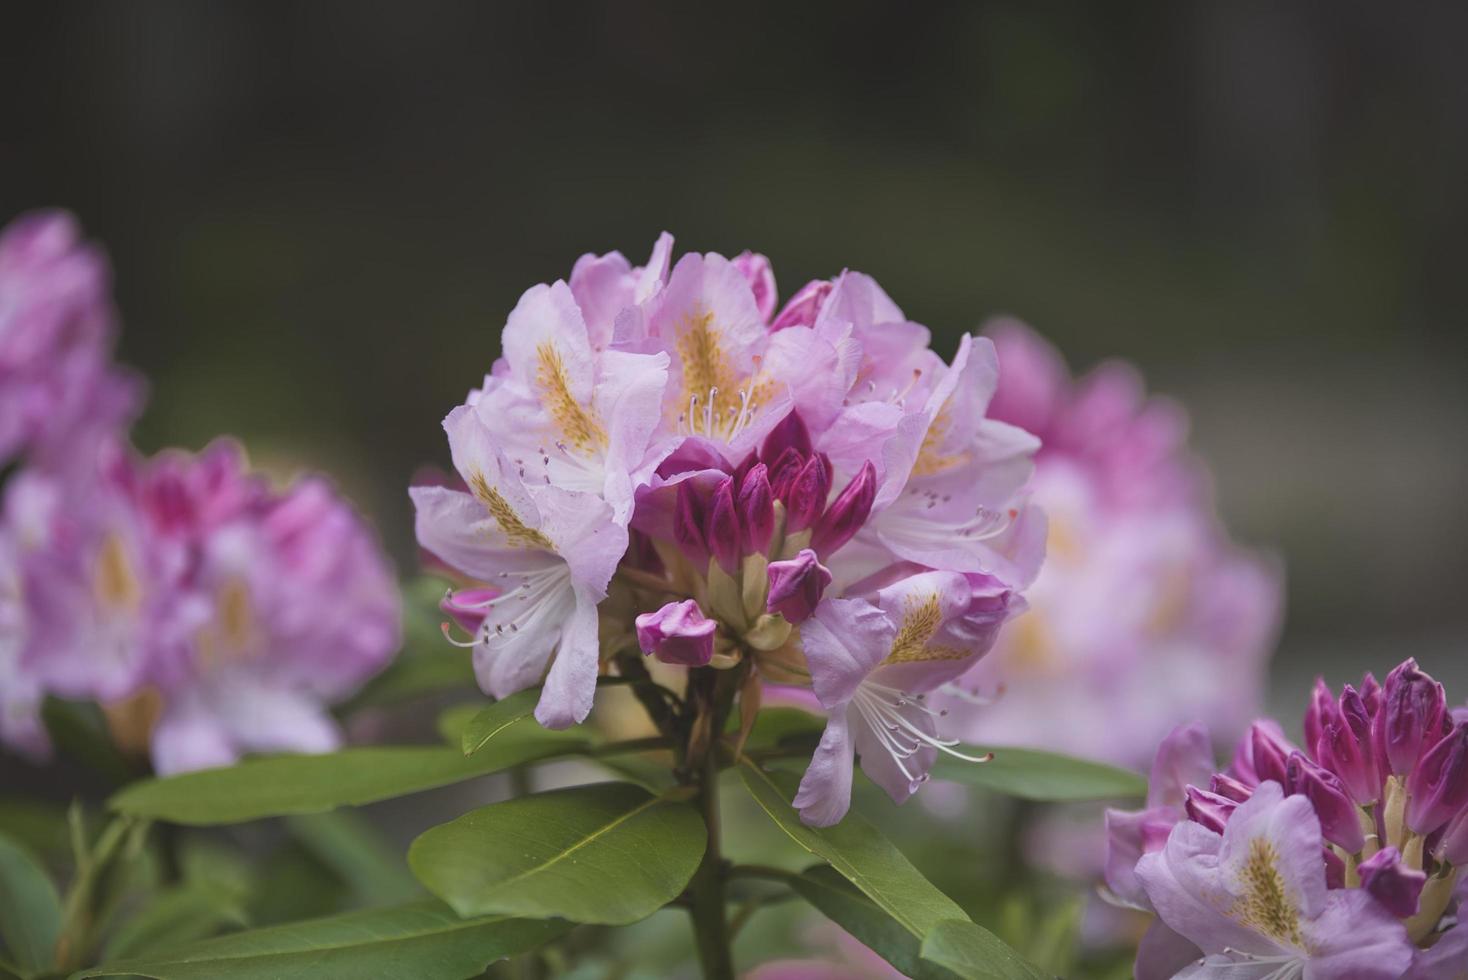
[1184,786,1237,834]
[761,410,812,462]
[784,456,831,534]
[634,599,716,667]
[441,587,498,634]
[810,461,876,557]
[1360,671,1382,716]
[1316,687,1381,804]
[707,477,742,573]
[674,481,709,567]
[766,446,804,501]
[737,463,774,555]
[1285,752,1366,852]
[1303,677,1337,758]
[769,279,833,331]
[1246,721,1293,786]
[1374,658,1448,778]
[1210,773,1254,804]
[765,549,832,625]
[1405,722,1468,835]
[1358,847,1426,919]
[1436,806,1468,865]
[1322,846,1346,889]
[731,251,777,322]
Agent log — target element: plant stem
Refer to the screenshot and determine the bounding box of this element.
[687,744,733,980]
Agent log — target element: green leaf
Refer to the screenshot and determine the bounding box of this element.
[0,831,61,975]
[286,811,421,904]
[459,688,542,756]
[922,918,1057,980]
[931,746,1145,802]
[737,761,1043,980]
[100,882,249,961]
[75,901,570,979]
[409,783,705,926]
[790,866,960,980]
[110,722,590,826]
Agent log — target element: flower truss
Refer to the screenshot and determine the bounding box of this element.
[946,322,1282,770]
[414,235,1045,825]
[1107,658,1468,979]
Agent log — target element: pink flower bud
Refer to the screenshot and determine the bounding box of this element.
[1210,773,1254,803]
[1286,752,1365,852]
[1236,721,1293,786]
[1436,806,1468,865]
[731,251,777,323]
[707,477,742,574]
[1405,722,1468,835]
[635,599,716,667]
[1184,786,1237,833]
[784,456,830,534]
[765,549,832,625]
[1375,658,1448,778]
[761,410,812,462]
[1316,686,1381,804]
[1303,677,1337,758]
[440,587,498,634]
[674,481,709,567]
[737,463,774,555]
[810,461,876,557]
[1358,847,1426,918]
[769,279,832,331]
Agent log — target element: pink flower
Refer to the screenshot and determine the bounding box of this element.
[946,322,1281,769]
[1111,659,1468,978]
[0,211,142,474]
[635,599,716,667]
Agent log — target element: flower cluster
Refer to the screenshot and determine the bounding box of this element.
[414,235,1044,824]
[0,211,142,474]
[0,212,401,772]
[1106,658,1468,979]
[946,322,1282,768]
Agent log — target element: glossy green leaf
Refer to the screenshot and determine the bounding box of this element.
[409,782,705,925]
[737,761,1043,980]
[459,688,542,756]
[791,865,960,980]
[931,746,1145,802]
[0,831,61,975]
[101,882,249,961]
[76,901,570,979]
[286,812,421,904]
[922,918,1057,980]
[110,722,589,826]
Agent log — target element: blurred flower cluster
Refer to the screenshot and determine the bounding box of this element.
[1108,659,1468,978]
[0,211,400,773]
[414,234,1046,825]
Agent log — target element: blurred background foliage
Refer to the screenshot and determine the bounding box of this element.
[2,3,1466,972]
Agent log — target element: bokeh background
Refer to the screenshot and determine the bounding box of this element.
[5,3,1466,756]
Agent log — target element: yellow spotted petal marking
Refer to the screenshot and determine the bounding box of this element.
[1232,838,1306,949]
[677,310,736,405]
[535,342,606,452]
[469,471,554,550]
[94,531,142,611]
[911,402,966,477]
[675,309,773,441]
[883,592,967,664]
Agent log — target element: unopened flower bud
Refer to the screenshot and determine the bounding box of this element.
[1317,686,1381,805]
[1359,847,1426,918]
[770,279,832,331]
[1184,786,1237,834]
[784,456,830,534]
[1210,772,1254,804]
[761,410,812,462]
[1234,721,1293,786]
[811,461,876,557]
[1374,658,1448,778]
[635,599,716,667]
[1435,806,1468,865]
[707,477,742,574]
[1286,752,1366,852]
[1405,722,1468,835]
[441,587,497,634]
[731,251,777,323]
[765,549,832,625]
[675,481,712,568]
[1304,677,1338,757]
[737,463,774,555]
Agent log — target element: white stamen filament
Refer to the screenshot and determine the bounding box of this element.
[852,682,993,788]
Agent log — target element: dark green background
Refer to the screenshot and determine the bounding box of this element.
[4,1,1466,704]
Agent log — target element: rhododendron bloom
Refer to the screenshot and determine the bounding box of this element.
[1106,658,1468,978]
[0,211,141,473]
[417,234,1042,823]
[948,322,1281,769]
[3,440,400,773]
